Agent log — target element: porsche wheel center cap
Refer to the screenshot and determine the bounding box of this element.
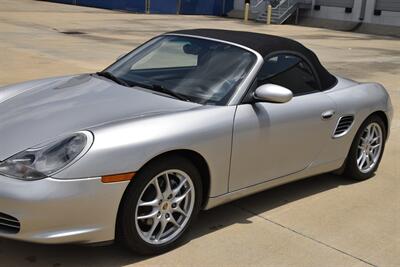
[161,202,169,211]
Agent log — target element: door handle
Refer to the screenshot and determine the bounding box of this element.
[321,110,335,120]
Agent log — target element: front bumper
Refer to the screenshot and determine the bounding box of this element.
[0,175,129,244]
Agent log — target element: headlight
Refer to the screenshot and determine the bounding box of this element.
[0,131,93,180]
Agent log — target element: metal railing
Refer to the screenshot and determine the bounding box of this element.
[255,0,299,24]
[272,0,298,21]
[251,0,266,9]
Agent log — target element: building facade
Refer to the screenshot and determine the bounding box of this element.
[233,0,400,35]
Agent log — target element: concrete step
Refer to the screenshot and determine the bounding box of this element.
[258,12,282,17]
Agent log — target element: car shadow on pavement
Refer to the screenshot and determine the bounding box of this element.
[191,173,358,237]
[0,173,359,266]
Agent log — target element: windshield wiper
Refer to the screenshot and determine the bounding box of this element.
[96,72,189,101]
[96,71,130,87]
[148,84,190,102]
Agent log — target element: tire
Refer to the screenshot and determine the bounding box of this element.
[117,156,202,255]
[344,115,387,180]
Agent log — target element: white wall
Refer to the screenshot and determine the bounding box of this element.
[231,0,400,27]
[304,0,400,26]
[364,0,400,26]
[307,0,363,22]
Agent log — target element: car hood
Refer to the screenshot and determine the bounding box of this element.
[0,74,200,160]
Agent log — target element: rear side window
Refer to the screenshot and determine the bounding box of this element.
[257,54,319,96]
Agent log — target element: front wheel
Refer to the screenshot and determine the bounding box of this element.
[117,156,202,255]
[344,115,386,180]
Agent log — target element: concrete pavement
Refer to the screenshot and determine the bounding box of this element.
[0,0,399,266]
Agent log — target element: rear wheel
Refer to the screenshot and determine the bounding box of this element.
[344,115,386,180]
[117,156,202,255]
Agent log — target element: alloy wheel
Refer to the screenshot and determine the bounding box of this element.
[356,122,383,173]
[135,169,195,245]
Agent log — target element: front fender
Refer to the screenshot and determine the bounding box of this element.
[53,106,236,197]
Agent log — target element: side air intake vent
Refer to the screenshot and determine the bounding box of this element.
[0,212,20,234]
[333,115,354,138]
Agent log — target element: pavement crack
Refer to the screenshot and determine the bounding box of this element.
[232,203,377,267]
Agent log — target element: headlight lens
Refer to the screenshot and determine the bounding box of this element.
[0,132,91,180]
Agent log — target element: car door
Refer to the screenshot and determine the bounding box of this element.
[229,53,337,191]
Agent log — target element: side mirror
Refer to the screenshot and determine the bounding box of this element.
[116,53,127,61]
[253,84,293,103]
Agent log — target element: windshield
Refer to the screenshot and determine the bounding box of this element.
[105,35,257,105]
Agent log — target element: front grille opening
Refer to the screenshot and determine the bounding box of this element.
[0,212,20,234]
[333,115,354,137]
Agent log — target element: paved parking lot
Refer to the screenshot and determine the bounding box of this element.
[0,0,399,266]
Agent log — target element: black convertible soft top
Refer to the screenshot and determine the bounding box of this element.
[170,29,337,90]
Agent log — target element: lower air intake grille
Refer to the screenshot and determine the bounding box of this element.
[0,212,20,234]
[334,115,354,137]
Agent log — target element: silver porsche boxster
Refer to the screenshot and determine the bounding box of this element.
[0,29,393,254]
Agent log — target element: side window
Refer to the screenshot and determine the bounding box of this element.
[257,54,319,96]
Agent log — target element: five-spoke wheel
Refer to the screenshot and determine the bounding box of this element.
[356,122,383,173]
[135,170,195,245]
[345,115,386,180]
[118,156,202,255]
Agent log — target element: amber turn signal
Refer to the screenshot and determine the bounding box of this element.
[101,172,135,183]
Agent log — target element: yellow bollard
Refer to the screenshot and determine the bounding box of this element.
[244,3,249,23]
[267,4,272,25]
